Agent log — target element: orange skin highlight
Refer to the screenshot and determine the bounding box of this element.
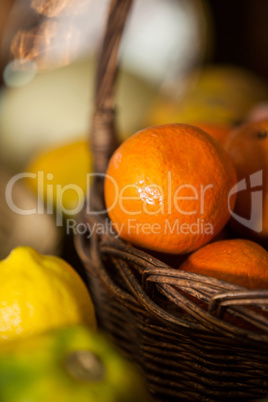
[105,124,237,254]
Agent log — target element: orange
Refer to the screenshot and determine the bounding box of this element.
[104,124,237,254]
[193,122,232,147]
[225,120,268,245]
[179,239,268,289]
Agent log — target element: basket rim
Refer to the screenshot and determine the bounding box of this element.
[75,209,268,348]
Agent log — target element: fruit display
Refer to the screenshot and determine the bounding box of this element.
[0,325,148,402]
[1,0,268,401]
[0,245,149,401]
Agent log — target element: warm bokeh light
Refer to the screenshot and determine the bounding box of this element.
[0,0,208,172]
[10,20,80,70]
[4,0,207,85]
[31,0,92,18]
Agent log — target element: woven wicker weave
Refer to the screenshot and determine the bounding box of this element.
[75,1,268,400]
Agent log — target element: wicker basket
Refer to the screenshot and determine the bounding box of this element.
[75,1,268,401]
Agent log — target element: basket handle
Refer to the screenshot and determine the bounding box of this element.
[90,0,133,176]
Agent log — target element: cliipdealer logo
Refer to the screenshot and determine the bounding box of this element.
[228,170,263,232]
[4,170,264,234]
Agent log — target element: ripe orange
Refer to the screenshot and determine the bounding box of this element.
[193,122,232,147]
[179,239,268,289]
[225,120,268,245]
[104,124,237,254]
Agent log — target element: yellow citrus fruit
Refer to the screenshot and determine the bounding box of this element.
[25,139,92,216]
[0,247,96,343]
[147,65,268,127]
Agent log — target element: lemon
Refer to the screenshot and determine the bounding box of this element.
[25,139,92,217]
[0,247,96,343]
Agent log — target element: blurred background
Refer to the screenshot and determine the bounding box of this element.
[206,0,268,80]
[1,0,268,171]
[0,0,267,263]
[1,0,268,78]
[0,0,268,169]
